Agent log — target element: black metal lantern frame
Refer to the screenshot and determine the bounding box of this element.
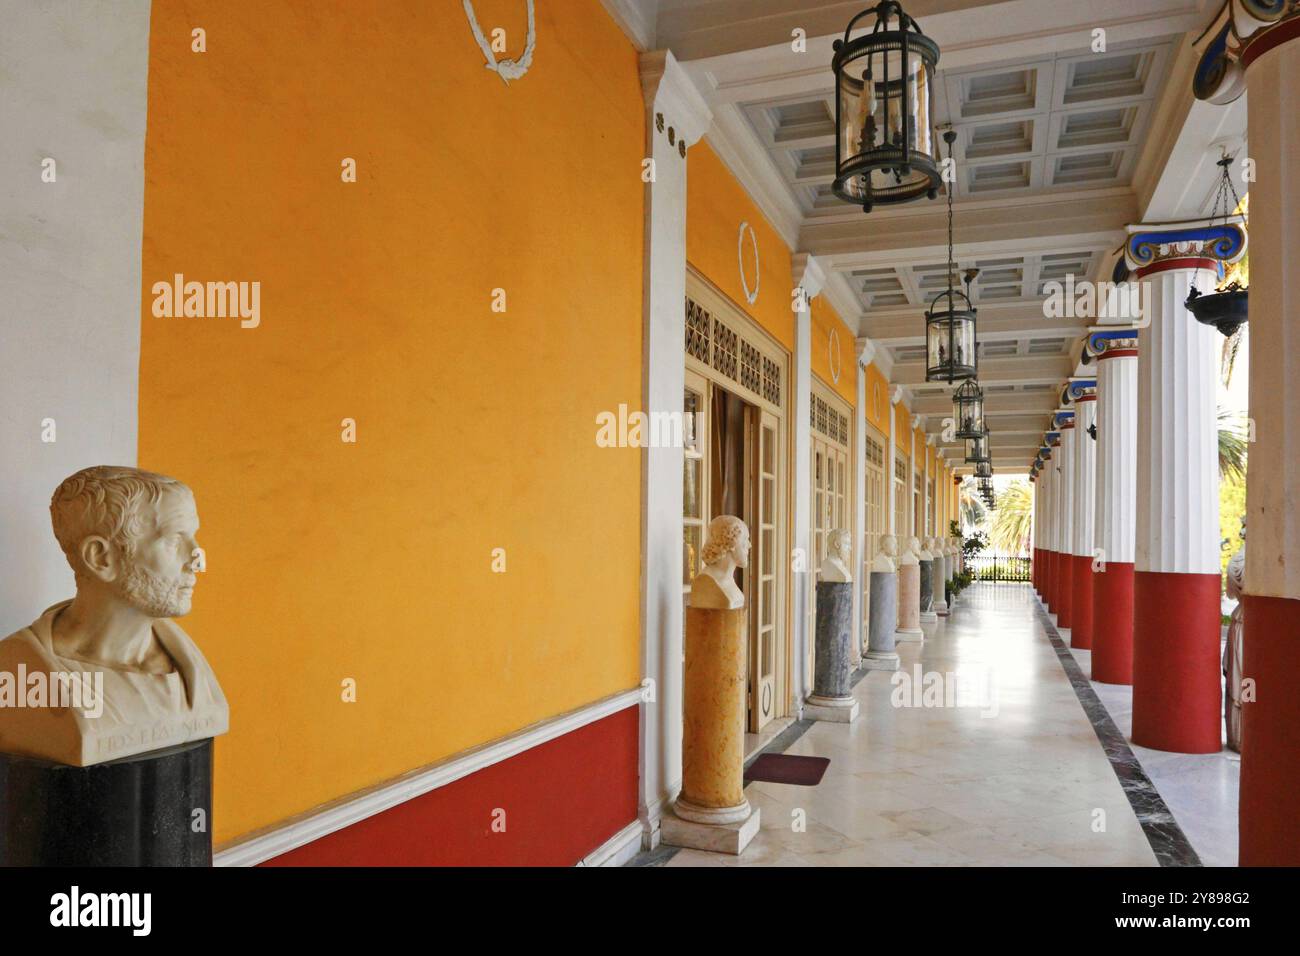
[832,1,941,212]
[952,378,985,439]
[974,460,993,480]
[926,131,978,384]
[964,427,990,465]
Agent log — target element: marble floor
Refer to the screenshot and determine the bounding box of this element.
[665,582,1162,867]
[1065,643,1239,867]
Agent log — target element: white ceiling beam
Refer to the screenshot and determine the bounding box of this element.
[891,354,1071,387]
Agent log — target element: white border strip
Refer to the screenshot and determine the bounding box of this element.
[577,820,643,867]
[215,686,644,867]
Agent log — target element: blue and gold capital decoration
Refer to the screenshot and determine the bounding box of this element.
[1193,0,1300,103]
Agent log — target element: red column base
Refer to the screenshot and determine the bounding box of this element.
[1056,552,1074,628]
[1044,550,1056,610]
[1132,571,1222,754]
[1070,555,1095,649]
[1040,546,1050,606]
[1091,562,1134,684]
[1239,594,1300,865]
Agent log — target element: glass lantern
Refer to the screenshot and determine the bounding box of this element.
[965,428,990,464]
[926,288,978,383]
[952,378,985,438]
[831,2,941,212]
[974,460,993,480]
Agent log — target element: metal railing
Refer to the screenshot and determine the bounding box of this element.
[966,555,1031,582]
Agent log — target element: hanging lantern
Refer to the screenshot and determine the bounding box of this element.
[1184,154,1249,337]
[831,1,941,213]
[952,378,985,439]
[974,460,993,479]
[926,132,978,383]
[965,427,990,465]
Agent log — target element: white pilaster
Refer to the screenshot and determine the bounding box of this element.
[792,253,826,704]
[851,337,875,666]
[636,50,711,849]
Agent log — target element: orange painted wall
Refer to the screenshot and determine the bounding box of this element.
[138,0,645,843]
[687,140,795,352]
[864,363,890,436]
[811,297,857,408]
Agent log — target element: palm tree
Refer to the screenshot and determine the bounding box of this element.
[958,479,985,529]
[1218,405,1247,483]
[989,480,1033,555]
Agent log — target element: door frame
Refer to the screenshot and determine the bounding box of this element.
[684,268,790,731]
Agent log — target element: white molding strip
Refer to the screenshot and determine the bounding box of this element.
[577,820,643,867]
[215,686,644,867]
[599,0,657,52]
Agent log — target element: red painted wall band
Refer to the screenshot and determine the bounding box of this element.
[1132,571,1222,754]
[1069,555,1095,649]
[1091,562,1134,685]
[1096,349,1138,361]
[261,705,640,866]
[1241,16,1300,70]
[1239,594,1300,865]
[1135,258,1219,279]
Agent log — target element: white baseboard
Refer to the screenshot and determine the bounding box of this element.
[577,820,643,867]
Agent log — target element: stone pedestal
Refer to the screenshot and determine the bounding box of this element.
[865,570,899,670]
[933,552,949,614]
[806,581,858,722]
[918,559,937,623]
[895,563,923,643]
[0,738,213,866]
[666,605,757,854]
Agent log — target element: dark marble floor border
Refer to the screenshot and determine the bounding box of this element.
[1032,595,1202,867]
[627,663,880,865]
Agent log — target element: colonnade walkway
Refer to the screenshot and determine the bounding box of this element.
[665,583,1181,867]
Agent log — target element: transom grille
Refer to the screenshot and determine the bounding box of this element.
[685,296,781,407]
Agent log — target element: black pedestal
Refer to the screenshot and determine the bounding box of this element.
[0,738,213,866]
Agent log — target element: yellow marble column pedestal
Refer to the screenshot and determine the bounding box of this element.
[661,605,760,855]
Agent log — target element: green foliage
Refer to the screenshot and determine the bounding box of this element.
[989,480,1033,556]
[1220,467,1247,588]
[961,531,988,563]
[1218,405,1248,484]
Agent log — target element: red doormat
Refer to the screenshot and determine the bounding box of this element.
[743,754,830,787]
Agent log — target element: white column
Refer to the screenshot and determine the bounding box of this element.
[1069,380,1098,647]
[791,254,826,705]
[1130,256,1222,753]
[1090,329,1139,683]
[1055,411,1076,625]
[636,51,711,849]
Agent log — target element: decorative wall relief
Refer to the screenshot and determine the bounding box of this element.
[463,0,536,85]
[738,221,759,305]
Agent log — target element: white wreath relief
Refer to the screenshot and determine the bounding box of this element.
[463,0,536,84]
[738,221,760,305]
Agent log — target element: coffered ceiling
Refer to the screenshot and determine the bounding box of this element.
[641,0,1221,471]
